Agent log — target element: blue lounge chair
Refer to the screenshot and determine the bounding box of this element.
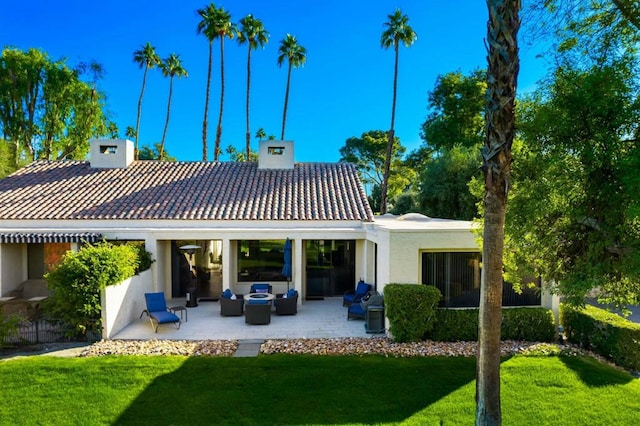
[144,292,181,333]
[343,281,372,307]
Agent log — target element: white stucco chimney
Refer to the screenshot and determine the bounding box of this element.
[258,140,294,170]
[89,139,134,169]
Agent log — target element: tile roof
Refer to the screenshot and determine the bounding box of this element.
[0,161,374,222]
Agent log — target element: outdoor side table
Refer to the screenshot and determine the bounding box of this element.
[170,305,188,322]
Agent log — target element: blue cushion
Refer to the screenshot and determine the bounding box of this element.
[287,289,297,298]
[222,289,232,299]
[255,288,268,293]
[348,304,365,315]
[150,310,180,324]
[355,282,371,295]
[252,283,270,293]
[248,299,269,305]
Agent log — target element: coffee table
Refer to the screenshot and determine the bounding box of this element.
[244,293,275,302]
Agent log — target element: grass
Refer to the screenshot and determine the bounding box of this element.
[0,353,639,425]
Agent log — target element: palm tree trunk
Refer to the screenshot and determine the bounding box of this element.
[214,39,225,161]
[135,65,148,160]
[202,41,213,162]
[160,76,174,160]
[380,43,400,215]
[281,61,292,140]
[476,1,520,425]
[245,46,252,161]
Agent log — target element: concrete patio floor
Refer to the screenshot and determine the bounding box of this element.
[112,297,384,340]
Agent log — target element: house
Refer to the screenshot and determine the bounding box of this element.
[0,139,554,336]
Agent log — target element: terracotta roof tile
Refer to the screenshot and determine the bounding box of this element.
[0,161,374,222]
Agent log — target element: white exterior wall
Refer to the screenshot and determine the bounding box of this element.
[101,269,153,339]
[0,244,26,295]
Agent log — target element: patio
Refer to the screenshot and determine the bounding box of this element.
[113,297,382,340]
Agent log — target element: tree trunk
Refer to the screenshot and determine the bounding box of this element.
[202,41,213,162]
[245,46,252,161]
[281,62,292,140]
[476,1,520,425]
[160,76,174,160]
[135,65,148,160]
[381,43,400,215]
[214,38,225,161]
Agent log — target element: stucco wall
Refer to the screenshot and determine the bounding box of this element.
[101,269,153,339]
[0,244,26,295]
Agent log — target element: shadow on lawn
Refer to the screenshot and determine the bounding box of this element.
[115,355,477,425]
[559,355,634,387]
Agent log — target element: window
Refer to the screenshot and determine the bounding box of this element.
[421,252,540,307]
[100,145,117,154]
[237,240,287,282]
[268,146,285,155]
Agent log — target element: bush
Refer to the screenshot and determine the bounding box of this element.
[0,312,23,348]
[385,284,441,342]
[45,242,138,338]
[561,304,640,371]
[126,241,154,273]
[426,307,556,342]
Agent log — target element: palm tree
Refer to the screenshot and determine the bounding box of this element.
[197,4,236,161]
[196,3,217,162]
[380,9,416,214]
[476,1,520,425]
[132,42,160,159]
[255,127,266,141]
[277,34,306,140]
[159,53,188,160]
[238,15,269,161]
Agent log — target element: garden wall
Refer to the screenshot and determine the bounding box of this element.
[101,269,153,339]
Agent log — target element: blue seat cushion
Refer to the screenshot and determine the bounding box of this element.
[150,310,180,324]
[348,304,365,316]
[222,289,232,299]
[248,299,270,305]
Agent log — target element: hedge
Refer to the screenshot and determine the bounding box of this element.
[561,304,640,371]
[385,284,441,342]
[425,307,556,342]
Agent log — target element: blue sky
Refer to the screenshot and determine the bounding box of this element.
[1,1,548,162]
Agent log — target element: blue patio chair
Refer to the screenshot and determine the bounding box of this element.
[343,281,372,307]
[144,292,181,333]
[250,283,272,294]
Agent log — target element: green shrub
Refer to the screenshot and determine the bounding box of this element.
[45,242,138,338]
[126,241,154,273]
[426,307,556,342]
[385,284,441,342]
[561,304,640,371]
[0,312,23,348]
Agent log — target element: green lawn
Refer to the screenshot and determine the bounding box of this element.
[0,353,638,425]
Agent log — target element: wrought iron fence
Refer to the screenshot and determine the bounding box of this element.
[2,317,74,347]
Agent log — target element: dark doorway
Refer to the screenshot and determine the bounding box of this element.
[305,240,355,299]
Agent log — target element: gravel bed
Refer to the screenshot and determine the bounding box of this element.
[80,339,238,357]
[79,338,548,358]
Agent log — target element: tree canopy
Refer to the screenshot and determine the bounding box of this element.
[0,47,114,166]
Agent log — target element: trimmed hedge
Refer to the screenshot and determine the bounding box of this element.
[561,304,640,371]
[385,284,441,342]
[45,242,139,337]
[426,307,556,342]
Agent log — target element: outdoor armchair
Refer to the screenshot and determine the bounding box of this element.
[275,289,298,315]
[245,300,272,325]
[144,292,181,333]
[250,283,273,294]
[220,289,244,316]
[348,293,383,320]
[343,281,372,307]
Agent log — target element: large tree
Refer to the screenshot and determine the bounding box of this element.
[339,130,412,211]
[0,47,112,165]
[507,60,640,309]
[476,1,520,425]
[159,53,188,160]
[421,69,487,152]
[132,42,160,160]
[277,34,307,140]
[380,9,417,215]
[238,14,269,161]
